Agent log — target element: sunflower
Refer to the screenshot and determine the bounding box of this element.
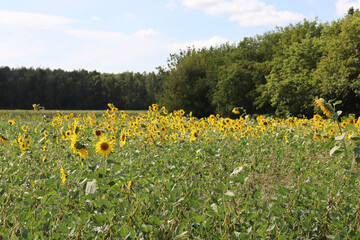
[0,135,7,144]
[19,142,28,152]
[32,104,39,112]
[95,136,114,157]
[65,130,72,138]
[160,125,167,133]
[78,147,88,158]
[120,130,126,147]
[21,125,28,132]
[60,167,67,184]
[69,135,77,153]
[94,129,102,138]
[161,107,168,115]
[314,98,332,118]
[152,104,158,111]
[232,108,240,114]
[190,131,197,141]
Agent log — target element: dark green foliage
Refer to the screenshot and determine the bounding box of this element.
[158,10,360,117]
[157,47,221,117]
[0,67,163,110]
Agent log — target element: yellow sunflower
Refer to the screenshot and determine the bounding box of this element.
[32,104,39,112]
[95,136,114,157]
[232,108,240,114]
[60,167,67,184]
[160,125,167,133]
[152,104,158,111]
[0,135,7,144]
[120,130,126,147]
[94,129,102,138]
[65,130,72,138]
[78,147,88,158]
[314,98,332,118]
[19,142,28,152]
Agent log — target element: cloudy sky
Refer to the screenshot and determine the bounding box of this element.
[0,0,359,73]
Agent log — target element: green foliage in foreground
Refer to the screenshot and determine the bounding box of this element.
[0,109,360,239]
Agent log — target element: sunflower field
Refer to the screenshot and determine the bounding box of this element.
[1,102,360,239]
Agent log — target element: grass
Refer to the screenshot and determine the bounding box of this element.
[0,106,360,239]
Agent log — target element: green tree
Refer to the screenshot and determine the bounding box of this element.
[158,47,220,117]
[313,10,360,114]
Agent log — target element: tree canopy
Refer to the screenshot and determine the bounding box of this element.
[158,10,360,117]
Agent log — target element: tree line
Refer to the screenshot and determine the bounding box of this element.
[1,9,359,117]
[0,67,164,110]
[158,8,360,117]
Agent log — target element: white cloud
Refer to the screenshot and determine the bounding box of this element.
[66,29,128,39]
[182,0,222,9]
[91,15,103,21]
[124,13,135,19]
[0,42,46,62]
[168,36,229,52]
[61,28,166,73]
[0,10,76,29]
[229,8,305,26]
[336,0,360,15]
[165,0,178,10]
[181,0,305,26]
[135,28,158,37]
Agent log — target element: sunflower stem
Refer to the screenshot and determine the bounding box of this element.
[105,156,108,176]
[334,110,349,160]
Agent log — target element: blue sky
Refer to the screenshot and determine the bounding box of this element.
[0,0,358,73]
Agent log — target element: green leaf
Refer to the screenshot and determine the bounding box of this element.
[354,147,360,155]
[85,179,97,195]
[56,223,68,234]
[106,159,119,165]
[345,123,355,131]
[333,100,342,105]
[334,132,345,141]
[193,215,205,224]
[40,195,48,204]
[141,224,152,232]
[148,216,161,226]
[175,222,186,235]
[330,145,342,156]
[93,214,108,226]
[350,137,360,144]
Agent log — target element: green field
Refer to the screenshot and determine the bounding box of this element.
[0,105,360,239]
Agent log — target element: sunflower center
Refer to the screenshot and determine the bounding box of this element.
[100,142,109,151]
